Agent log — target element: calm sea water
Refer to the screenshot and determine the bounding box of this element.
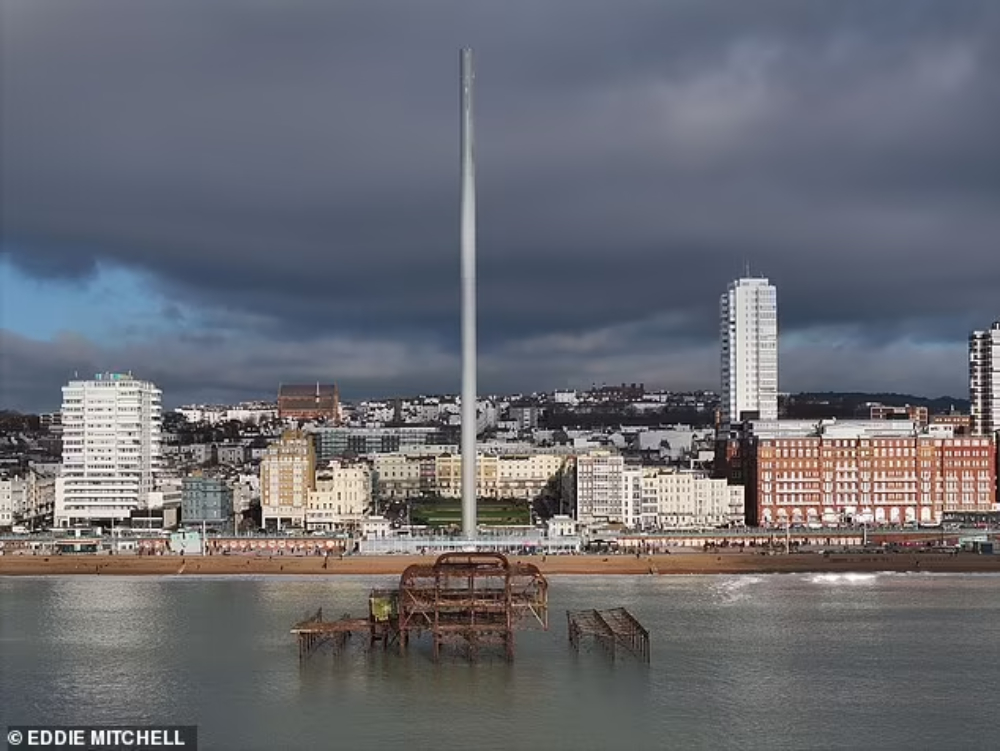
[2,573,1000,750]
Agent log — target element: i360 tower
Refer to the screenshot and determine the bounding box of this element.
[460,48,477,540]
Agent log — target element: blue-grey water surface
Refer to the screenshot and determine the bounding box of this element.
[2,573,1000,750]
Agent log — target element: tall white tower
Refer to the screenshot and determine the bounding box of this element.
[56,372,162,528]
[720,277,778,426]
[459,47,478,540]
[969,321,1000,436]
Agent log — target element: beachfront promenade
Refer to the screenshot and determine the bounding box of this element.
[3,550,1000,577]
[1,526,997,577]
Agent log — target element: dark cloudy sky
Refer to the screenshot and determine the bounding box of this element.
[2,0,998,411]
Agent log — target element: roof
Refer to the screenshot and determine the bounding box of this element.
[279,384,338,398]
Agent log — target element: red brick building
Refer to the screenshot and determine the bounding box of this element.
[746,428,996,526]
[277,384,340,422]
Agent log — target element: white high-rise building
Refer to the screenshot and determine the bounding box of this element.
[969,322,1000,436]
[56,373,162,527]
[720,277,778,426]
[575,452,626,528]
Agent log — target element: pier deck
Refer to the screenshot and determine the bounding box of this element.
[291,608,381,658]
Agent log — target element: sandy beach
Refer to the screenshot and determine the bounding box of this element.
[2,552,1000,577]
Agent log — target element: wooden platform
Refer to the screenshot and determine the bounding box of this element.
[291,608,392,659]
[291,617,371,635]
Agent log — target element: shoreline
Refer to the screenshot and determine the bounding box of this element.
[3,552,1000,577]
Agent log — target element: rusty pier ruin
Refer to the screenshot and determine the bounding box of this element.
[292,552,549,662]
[567,608,650,663]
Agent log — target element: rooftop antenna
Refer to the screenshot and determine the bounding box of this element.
[460,47,478,541]
[744,259,752,278]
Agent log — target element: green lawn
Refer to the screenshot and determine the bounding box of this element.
[410,499,531,527]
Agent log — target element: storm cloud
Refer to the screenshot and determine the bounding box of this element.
[2,0,998,409]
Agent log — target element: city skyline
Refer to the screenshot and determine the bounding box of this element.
[3,1,1000,410]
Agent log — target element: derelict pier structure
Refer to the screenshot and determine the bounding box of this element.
[567,608,651,663]
[292,552,549,662]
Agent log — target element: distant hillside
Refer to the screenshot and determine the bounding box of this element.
[783,392,968,421]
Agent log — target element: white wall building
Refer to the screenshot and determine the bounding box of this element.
[720,277,778,426]
[146,476,183,511]
[545,514,576,538]
[230,473,259,515]
[56,373,162,527]
[552,390,579,405]
[24,465,59,527]
[645,471,744,529]
[970,321,1000,436]
[306,460,372,531]
[621,466,646,529]
[575,453,744,530]
[0,475,26,528]
[575,452,627,527]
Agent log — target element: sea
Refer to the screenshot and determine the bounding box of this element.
[2,573,999,750]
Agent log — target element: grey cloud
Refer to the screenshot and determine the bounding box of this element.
[1,0,999,398]
[0,322,968,412]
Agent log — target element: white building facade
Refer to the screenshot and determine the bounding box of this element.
[575,452,627,528]
[306,460,373,531]
[970,322,1000,436]
[720,277,778,426]
[646,471,744,529]
[0,475,26,528]
[372,451,573,502]
[575,451,744,530]
[56,373,162,527]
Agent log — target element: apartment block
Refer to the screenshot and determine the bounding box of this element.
[306,460,372,531]
[720,277,778,427]
[181,475,233,524]
[0,474,25,528]
[970,322,1000,436]
[373,451,573,502]
[372,453,436,499]
[24,466,58,528]
[645,471,744,529]
[260,430,316,529]
[576,452,627,527]
[56,372,162,527]
[745,422,996,526]
[577,454,744,530]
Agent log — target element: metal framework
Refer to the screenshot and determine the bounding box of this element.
[291,553,548,662]
[291,608,368,659]
[398,552,548,661]
[567,608,650,663]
